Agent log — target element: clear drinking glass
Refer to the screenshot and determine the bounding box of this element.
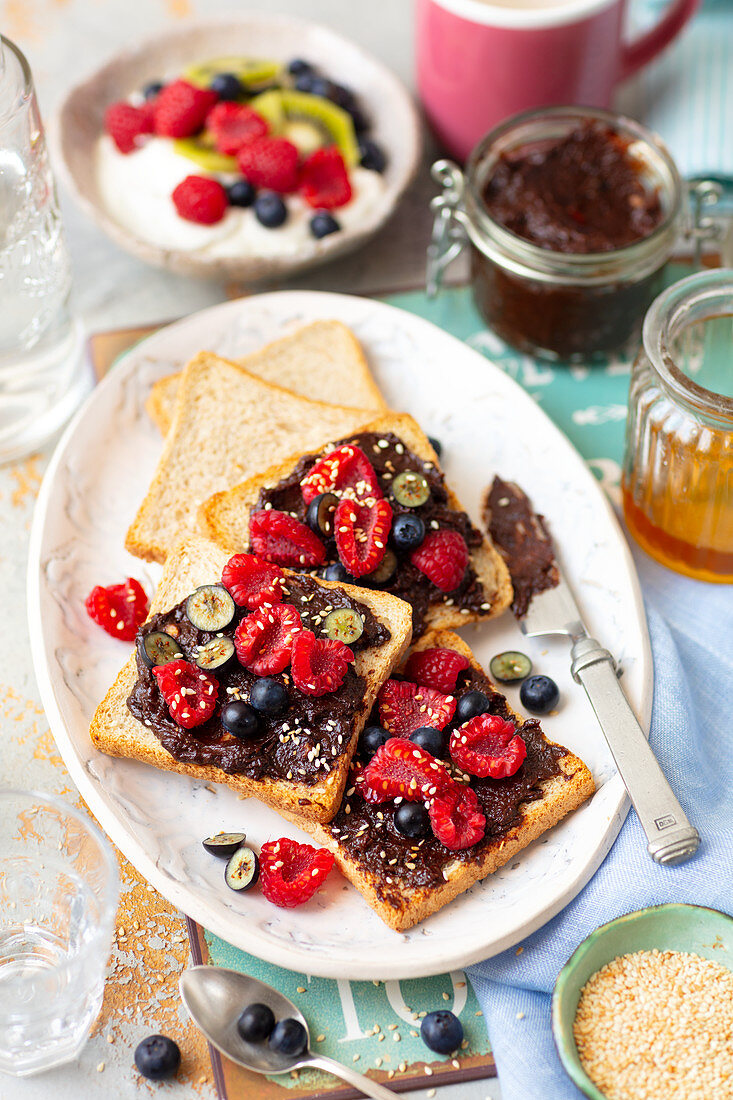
[0,36,88,465]
[0,790,118,1077]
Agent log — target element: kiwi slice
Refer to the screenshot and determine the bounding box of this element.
[184,57,282,91]
[173,135,238,174]
[250,89,359,167]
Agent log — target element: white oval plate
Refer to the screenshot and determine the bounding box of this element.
[28,291,649,980]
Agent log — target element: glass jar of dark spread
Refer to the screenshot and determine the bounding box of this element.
[428,106,683,362]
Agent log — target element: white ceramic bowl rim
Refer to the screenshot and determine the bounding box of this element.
[426,0,616,31]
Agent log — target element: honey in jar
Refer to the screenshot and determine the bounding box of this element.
[622,270,733,583]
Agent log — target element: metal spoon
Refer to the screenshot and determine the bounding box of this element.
[180,965,396,1099]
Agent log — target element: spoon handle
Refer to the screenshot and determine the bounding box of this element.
[304,1053,396,1099]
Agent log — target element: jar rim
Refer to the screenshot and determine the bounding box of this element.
[462,105,683,284]
[643,268,733,422]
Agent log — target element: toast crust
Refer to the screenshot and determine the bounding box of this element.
[89,536,413,823]
[292,630,595,928]
[199,412,513,635]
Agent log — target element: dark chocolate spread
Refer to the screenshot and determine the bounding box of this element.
[127,574,389,784]
[482,123,664,254]
[328,668,566,912]
[255,431,489,638]
[483,476,559,618]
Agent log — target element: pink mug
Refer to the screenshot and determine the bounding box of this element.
[416,0,700,161]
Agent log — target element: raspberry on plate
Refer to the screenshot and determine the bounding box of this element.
[404,647,471,694]
[291,629,354,696]
[300,147,353,209]
[234,603,303,676]
[222,553,285,610]
[361,737,455,805]
[429,784,486,850]
[172,176,228,225]
[85,577,149,641]
[410,529,469,593]
[153,659,218,729]
[378,678,456,737]
[259,837,335,908]
[249,509,326,568]
[206,102,269,156]
[450,714,527,779]
[300,445,382,505]
[237,137,300,193]
[153,79,218,138]
[104,101,155,154]
[334,497,392,579]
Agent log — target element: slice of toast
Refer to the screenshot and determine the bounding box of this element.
[146,320,387,435]
[126,351,376,563]
[291,630,595,930]
[199,412,513,637]
[90,535,413,823]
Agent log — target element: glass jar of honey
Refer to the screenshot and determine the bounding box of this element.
[622,269,733,583]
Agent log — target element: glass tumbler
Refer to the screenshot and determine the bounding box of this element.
[0,790,118,1077]
[0,36,87,465]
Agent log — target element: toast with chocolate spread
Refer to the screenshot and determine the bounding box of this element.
[90,535,413,823]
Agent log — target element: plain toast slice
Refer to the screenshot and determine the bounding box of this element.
[291,630,595,930]
[146,320,387,434]
[90,535,413,823]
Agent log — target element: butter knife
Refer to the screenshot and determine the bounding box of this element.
[520,571,700,866]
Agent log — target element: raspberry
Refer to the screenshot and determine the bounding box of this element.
[334,497,392,579]
[206,102,269,156]
[300,444,382,505]
[429,785,486,850]
[249,509,326,568]
[85,577,148,641]
[378,679,456,738]
[361,737,455,805]
[237,137,300,193]
[104,101,155,154]
[291,629,354,696]
[259,837,335,908]
[172,175,228,225]
[410,529,469,592]
[404,647,471,694]
[449,714,527,779]
[153,79,218,138]
[300,147,353,209]
[222,553,284,610]
[153,659,218,729]
[234,604,302,676]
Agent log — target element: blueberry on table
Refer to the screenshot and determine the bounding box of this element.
[421,1010,463,1055]
[210,72,244,100]
[360,724,389,758]
[520,674,559,714]
[227,179,256,207]
[359,140,387,173]
[249,677,289,716]
[254,191,288,228]
[490,650,532,684]
[134,1035,181,1080]
[224,846,260,892]
[269,1018,308,1056]
[394,802,431,838]
[237,1002,276,1042]
[455,689,491,723]
[392,513,426,551]
[410,726,446,756]
[310,212,341,239]
[202,832,247,858]
[221,700,260,740]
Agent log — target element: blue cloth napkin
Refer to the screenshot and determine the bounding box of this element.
[467,547,733,1100]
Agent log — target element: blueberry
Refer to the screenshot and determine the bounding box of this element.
[394,802,431,838]
[310,211,340,239]
[323,562,356,584]
[237,1002,275,1042]
[294,72,318,94]
[328,83,356,111]
[392,513,426,551]
[410,726,446,756]
[210,72,244,100]
[428,435,443,458]
[288,58,314,77]
[254,191,288,228]
[134,1035,181,1080]
[249,677,289,716]
[142,81,164,100]
[421,1010,463,1055]
[360,724,389,758]
[520,674,559,715]
[455,689,491,723]
[221,700,260,740]
[227,179,256,207]
[269,1018,307,1056]
[309,76,333,99]
[359,140,387,173]
[348,105,369,134]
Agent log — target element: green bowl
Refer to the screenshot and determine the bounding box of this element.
[552,903,733,1100]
